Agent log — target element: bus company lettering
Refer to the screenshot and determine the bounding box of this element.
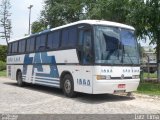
[8,57,21,63]
[77,79,91,86]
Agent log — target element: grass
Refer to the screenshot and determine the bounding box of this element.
[143,72,157,78]
[0,70,6,77]
[137,82,160,96]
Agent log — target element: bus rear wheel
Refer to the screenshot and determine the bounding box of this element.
[17,71,25,87]
[62,74,77,98]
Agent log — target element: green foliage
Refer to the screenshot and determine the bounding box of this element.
[0,70,6,77]
[32,0,87,33]
[143,72,157,79]
[0,45,7,62]
[0,61,6,71]
[31,21,47,33]
[31,0,147,36]
[42,0,86,27]
[85,0,130,23]
[141,0,160,82]
[138,43,145,60]
[127,0,160,44]
[32,0,160,47]
[137,83,160,95]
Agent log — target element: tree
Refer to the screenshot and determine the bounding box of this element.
[0,45,7,62]
[85,0,130,23]
[32,0,131,33]
[32,0,86,33]
[0,0,12,44]
[127,0,160,82]
[31,21,47,34]
[42,0,86,27]
[145,0,160,82]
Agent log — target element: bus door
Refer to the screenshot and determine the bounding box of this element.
[74,25,93,93]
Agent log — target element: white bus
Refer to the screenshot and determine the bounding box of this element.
[7,20,140,97]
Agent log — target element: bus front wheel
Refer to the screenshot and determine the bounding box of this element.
[62,74,77,98]
[17,71,25,87]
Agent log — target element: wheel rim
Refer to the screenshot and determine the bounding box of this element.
[64,79,71,94]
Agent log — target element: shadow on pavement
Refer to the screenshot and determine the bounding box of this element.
[3,81,134,104]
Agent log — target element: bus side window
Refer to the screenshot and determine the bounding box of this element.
[68,27,77,47]
[61,26,77,48]
[47,31,60,50]
[12,42,18,54]
[18,39,26,53]
[30,37,35,52]
[61,29,69,48]
[36,34,46,51]
[26,37,35,53]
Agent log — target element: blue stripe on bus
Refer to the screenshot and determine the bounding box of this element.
[35,79,60,85]
[41,52,56,64]
[35,77,59,81]
[35,78,60,83]
[34,65,59,78]
[22,52,60,84]
[24,54,33,64]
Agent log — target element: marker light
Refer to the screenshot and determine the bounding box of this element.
[96,75,111,80]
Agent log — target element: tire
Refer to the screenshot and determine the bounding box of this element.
[17,71,25,87]
[62,74,77,98]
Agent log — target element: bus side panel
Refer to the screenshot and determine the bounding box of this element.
[6,65,14,79]
[7,65,23,80]
[7,65,11,78]
[7,55,25,80]
[7,49,94,93]
[20,52,61,88]
[32,65,60,88]
[11,65,16,80]
[57,65,93,94]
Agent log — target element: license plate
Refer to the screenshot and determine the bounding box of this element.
[114,90,126,94]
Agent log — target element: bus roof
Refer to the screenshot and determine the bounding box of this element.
[9,20,135,43]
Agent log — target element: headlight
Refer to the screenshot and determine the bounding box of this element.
[96,75,111,80]
[132,75,139,79]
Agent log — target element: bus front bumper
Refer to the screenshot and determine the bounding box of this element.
[92,79,140,94]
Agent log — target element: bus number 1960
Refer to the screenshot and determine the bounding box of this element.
[77,79,91,86]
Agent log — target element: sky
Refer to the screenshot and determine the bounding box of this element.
[0,0,44,45]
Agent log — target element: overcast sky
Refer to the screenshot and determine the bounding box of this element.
[0,0,43,45]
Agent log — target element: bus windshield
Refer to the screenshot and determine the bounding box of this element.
[94,25,140,65]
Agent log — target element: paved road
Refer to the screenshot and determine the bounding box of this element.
[0,77,160,114]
